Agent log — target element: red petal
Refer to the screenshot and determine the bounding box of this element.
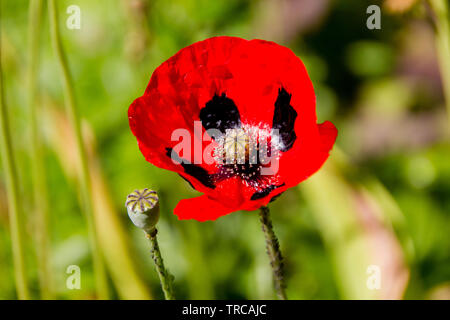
[318,121,338,153]
[129,95,217,193]
[174,195,234,221]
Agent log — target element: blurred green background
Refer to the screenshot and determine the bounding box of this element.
[1,0,449,299]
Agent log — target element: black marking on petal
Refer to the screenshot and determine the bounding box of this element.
[272,88,297,151]
[182,164,215,189]
[250,183,285,200]
[166,147,185,164]
[200,93,241,136]
[166,147,215,189]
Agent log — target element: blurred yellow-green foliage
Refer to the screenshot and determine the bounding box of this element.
[0,0,449,299]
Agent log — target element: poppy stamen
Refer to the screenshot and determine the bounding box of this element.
[213,124,280,190]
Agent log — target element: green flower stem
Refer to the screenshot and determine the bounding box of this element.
[0,2,30,300]
[27,0,53,299]
[259,206,287,300]
[429,0,450,128]
[48,0,109,299]
[146,229,175,300]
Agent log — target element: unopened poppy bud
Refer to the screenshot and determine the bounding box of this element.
[125,188,159,233]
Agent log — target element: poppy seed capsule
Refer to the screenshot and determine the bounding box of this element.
[126,189,160,233]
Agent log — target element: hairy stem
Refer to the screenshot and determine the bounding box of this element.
[429,0,450,129]
[27,0,53,299]
[48,0,109,299]
[146,229,175,300]
[0,2,30,300]
[259,206,287,300]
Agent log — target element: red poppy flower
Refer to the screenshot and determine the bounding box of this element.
[128,36,337,221]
